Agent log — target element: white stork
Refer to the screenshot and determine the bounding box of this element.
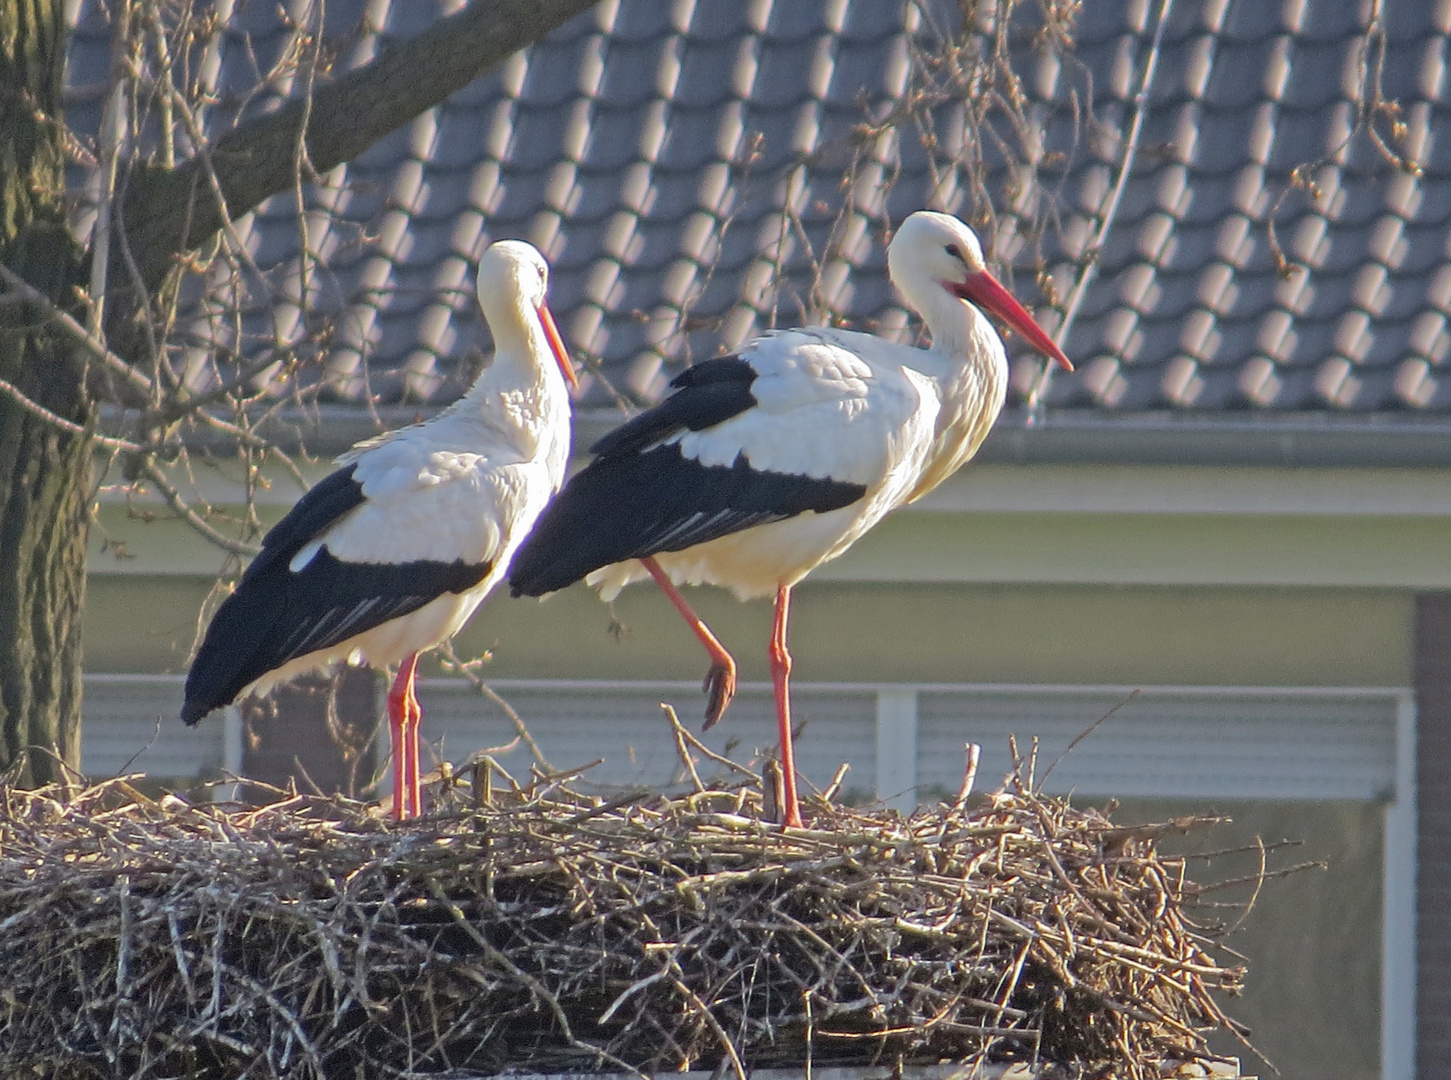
[508,211,1071,828]
[183,239,577,819]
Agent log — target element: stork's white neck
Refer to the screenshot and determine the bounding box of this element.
[927,289,992,365]
[441,291,573,473]
[893,274,1009,501]
[892,268,1007,387]
[469,293,568,402]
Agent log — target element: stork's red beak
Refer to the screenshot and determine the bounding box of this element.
[537,301,580,389]
[953,271,1073,371]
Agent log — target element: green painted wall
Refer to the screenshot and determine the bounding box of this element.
[86,576,216,673]
[1118,797,1384,1080]
[83,481,1427,692]
[823,510,1451,588]
[88,501,1451,590]
[88,575,1412,688]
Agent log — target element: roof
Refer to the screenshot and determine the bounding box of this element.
[64,0,1451,460]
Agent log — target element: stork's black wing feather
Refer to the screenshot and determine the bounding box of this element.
[250,464,366,565]
[509,444,865,597]
[181,463,491,724]
[590,355,759,459]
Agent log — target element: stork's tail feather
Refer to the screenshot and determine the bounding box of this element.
[508,557,588,599]
[508,481,617,597]
[182,634,249,727]
[181,569,285,727]
[179,697,216,727]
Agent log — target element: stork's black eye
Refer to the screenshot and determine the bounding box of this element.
[944,243,966,262]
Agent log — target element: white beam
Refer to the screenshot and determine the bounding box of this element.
[874,689,918,813]
[1381,692,1418,1080]
[220,705,245,803]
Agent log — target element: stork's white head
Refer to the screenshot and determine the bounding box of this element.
[888,211,1072,371]
[888,211,992,290]
[476,240,579,390]
[477,240,549,311]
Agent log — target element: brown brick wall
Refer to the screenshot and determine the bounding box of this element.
[1415,593,1451,1079]
[239,668,379,801]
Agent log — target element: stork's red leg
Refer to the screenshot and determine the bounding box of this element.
[387,653,421,820]
[769,584,803,828]
[405,662,423,818]
[640,556,738,726]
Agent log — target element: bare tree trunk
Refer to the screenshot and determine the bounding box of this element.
[0,0,90,785]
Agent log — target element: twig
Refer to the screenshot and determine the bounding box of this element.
[953,742,982,812]
[88,15,130,340]
[663,704,705,793]
[0,376,144,452]
[820,762,850,803]
[135,459,261,556]
[1040,690,1141,789]
[0,263,154,399]
[436,641,553,770]
[1224,835,1269,938]
[656,701,762,783]
[1027,0,1177,416]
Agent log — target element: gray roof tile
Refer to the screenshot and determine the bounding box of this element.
[63,0,1451,418]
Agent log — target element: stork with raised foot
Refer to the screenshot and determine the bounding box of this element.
[508,211,1071,829]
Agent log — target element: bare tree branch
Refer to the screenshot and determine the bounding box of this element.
[0,376,142,452]
[135,458,261,557]
[1026,0,1176,415]
[0,263,154,400]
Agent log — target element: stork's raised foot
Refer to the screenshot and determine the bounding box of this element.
[637,556,739,729]
[700,658,738,730]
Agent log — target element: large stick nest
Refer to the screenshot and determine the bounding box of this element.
[0,764,1250,1080]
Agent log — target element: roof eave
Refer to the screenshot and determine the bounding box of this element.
[978,410,1451,469]
[122,406,1451,469]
